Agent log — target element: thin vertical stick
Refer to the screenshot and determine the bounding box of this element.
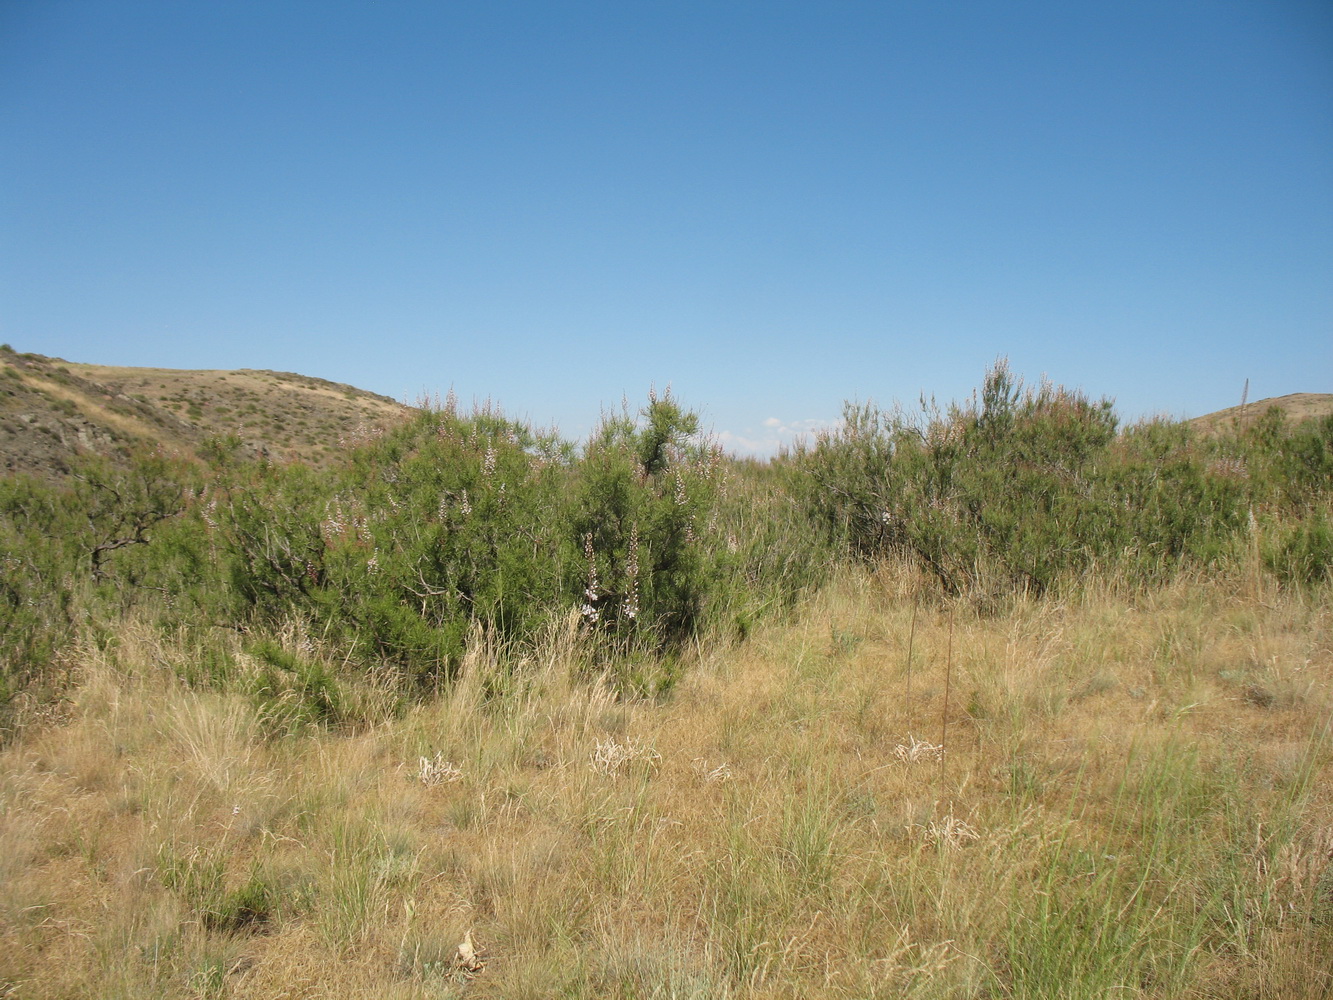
[1249,508,1261,606]
[940,605,953,784]
[904,588,919,705]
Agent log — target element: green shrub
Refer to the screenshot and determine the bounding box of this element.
[0,476,78,719]
[1265,511,1333,586]
[194,393,751,690]
[794,361,1252,599]
[6,363,1321,721]
[158,849,278,933]
[245,639,343,730]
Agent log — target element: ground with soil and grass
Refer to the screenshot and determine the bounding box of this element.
[1,359,1330,998]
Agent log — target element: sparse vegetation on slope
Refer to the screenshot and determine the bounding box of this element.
[0,347,409,476]
[1189,392,1333,439]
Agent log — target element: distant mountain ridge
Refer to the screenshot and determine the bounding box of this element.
[0,348,410,477]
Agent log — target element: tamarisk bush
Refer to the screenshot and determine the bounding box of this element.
[2,367,1327,724]
[0,449,200,725]
[190,392,744,692]
[794,360,1285,598]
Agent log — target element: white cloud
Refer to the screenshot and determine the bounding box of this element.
[714,416,842,458]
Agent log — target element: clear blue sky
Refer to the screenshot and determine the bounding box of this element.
[3,1,1330,454]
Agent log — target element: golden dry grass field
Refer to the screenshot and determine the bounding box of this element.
[2,566,1330,999]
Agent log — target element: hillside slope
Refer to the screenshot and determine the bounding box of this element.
[0,348,410,476]
[1188,392,1333,436]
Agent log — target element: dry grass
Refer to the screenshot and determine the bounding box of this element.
[10,370,176,447]
[2,572,1331,998]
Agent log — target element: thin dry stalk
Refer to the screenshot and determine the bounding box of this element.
[905,588,919,705]
[940,604,953,788]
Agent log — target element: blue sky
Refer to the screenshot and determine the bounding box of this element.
[3,1,1330,454]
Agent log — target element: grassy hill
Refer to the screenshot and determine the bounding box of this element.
[1187,392,1333,437]
[0,347,410,476]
